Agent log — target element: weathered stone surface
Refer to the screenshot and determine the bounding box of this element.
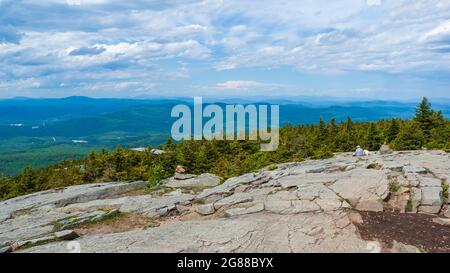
[214,193,253,210]
[21,212,371,253]
[403,165,428,175]
[330,169,389,207]
[196,204,215,215]
[420,187,443,206]
[0,181,146,218]
[54,230,79,240]
[432,217,450,226]
[196,173,261,199]
[162,173,221,188]
[419,177,442,187]
[410,188,421,212]
[418,205,441,214]
[3,150,450,253]
[391,241,421,253]
[173,173,197,180]
[355,200,384,212]
[0,246,12,253]
[119,193,194,216]
[225,203,264,217]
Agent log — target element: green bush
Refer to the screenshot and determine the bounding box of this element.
[147,164,166,188]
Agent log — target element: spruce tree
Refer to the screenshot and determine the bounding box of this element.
[386,119,400,143]
[366,123,383,150]
[392,122,424,150]
[414,97,434,140]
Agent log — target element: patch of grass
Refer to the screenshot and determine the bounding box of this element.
[443,183,449,202]
[267,164,278,171]
[416,245,427,253]
[53,210,125,231]
[87,210,124,225]
[18,238,61,251]
[389,182,401,193]
[405,200,413,212]
[10,208,32,218]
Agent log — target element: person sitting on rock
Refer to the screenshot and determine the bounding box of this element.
[353,145,365,157]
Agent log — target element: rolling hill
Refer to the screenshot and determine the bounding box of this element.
[0,96,449,176]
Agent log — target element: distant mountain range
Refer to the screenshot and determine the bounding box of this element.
[0,96,449,176]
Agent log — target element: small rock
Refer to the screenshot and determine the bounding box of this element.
[0,246,12,253]
[444,209,450,218]
[418,205,441,214]
[196,204,215,215]
[174,173,196,180]
[54,230,79,240]
[176,204,190,214]
[367,162,383,170]
[432,217,450,226]
[355,200,384,212]
[421,187,443,206]
[348,211,363,225]
[391,241,421,253]
[379,144,393,155]
[175,165,186,174]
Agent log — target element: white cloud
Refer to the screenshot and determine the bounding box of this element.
[423,20,450,43]
[366,0,381,6]
[215,81,265,90]
[2,0,450,98]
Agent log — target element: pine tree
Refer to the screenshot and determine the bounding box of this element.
[386,119,400,144]
[316,116,328,143]
[392,122,424,150]
[366,123,383,150]
[414,97,435,140]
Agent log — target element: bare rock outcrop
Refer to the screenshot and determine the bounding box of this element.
[1,150,449,253]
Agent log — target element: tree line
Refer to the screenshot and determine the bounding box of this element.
[0,98,448,200]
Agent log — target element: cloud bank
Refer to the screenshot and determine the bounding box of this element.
[0,0,449,99]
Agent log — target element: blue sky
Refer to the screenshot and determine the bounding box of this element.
[1,0,450,99]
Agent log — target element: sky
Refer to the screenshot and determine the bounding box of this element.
[0,0,450,100]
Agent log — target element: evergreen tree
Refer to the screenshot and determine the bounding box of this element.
[366,123,383,150]
[315,116,328,144]
[392,122,424,150]
[414,97,435,140]
[385,119,400,144]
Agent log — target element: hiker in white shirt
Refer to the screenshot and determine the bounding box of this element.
[353,145,365,157]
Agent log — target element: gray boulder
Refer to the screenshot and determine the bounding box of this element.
[162,173,221,188]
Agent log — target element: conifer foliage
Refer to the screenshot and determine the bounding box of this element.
[0,98,448,200]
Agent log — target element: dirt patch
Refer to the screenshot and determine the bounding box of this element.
[355,211,450,253]
[111,189,148,198]
[74,213,155,236]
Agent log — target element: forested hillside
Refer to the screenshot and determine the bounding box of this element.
[0,98,449,201]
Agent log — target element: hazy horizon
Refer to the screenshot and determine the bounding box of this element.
[1,95,450,104]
